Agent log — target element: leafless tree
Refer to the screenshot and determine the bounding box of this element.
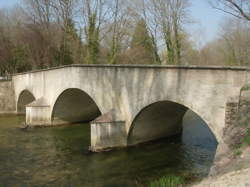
[79,0,112,64]
[103,0,133,64]
[135,0,190,64]
[21,0,59,68]
[210,0,250,21]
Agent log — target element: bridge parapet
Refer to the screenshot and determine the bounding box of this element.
[12,64,250,76]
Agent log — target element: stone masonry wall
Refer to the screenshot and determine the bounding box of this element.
[223,92,250,148]
[0,81,16,113]
[210,87,250,176]
[238,90,250,127]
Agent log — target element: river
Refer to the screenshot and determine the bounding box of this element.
[0,112,217,187]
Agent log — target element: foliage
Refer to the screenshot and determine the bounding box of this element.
[11,45,31,73]
[0,0,249,75]
[54,43,74,66]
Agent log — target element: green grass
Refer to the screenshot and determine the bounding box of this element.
[149,175,184,187]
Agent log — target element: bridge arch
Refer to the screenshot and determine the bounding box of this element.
[127,100,217,146]
[51,88,101,124]
[17,89,36,114]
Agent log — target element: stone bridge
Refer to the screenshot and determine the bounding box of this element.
[12,65,250,151]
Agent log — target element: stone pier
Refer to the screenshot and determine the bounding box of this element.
[90,110,127,152]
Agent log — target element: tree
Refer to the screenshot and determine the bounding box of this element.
[22,0,58,68]
[80,0,112,64]
[135,0,190,65]
[219,18,250,65]
[194,17,250,66]
[210,0,250,21]
[11,45,30,73]
[51,0,82,64]
[130,19,155,64]
[0,8,31,74]
[105,0,132,64]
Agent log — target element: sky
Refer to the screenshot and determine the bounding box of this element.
[0,0,227,47]
[187,0,226,48]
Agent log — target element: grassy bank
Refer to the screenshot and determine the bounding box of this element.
[149,175,184,187]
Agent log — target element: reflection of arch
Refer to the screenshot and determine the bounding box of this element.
[128,100,217,146]
[17,90,36,114]
[182,110,217,147]
[51,88,101,124]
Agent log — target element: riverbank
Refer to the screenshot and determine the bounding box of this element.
[192,168,250,187]
[148,147,250,187]
[190,90,250,186]
[189,144,250,187]
[191,147,250,187]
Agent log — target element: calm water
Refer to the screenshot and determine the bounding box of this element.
[0,115,216,187]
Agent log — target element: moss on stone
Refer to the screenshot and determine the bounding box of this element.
[241,84,250,91]
[243,129,250,146]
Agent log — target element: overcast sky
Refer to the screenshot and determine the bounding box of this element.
[0,0,228,47]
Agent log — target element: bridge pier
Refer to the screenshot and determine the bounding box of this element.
[26,98,51,126]
[90,110,127,152]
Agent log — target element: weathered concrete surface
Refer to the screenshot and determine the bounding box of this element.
[0,81,16,113]
[26,98,51,125]
[90,110,127,152]
[11,65,250,147]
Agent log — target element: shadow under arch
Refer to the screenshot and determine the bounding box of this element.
[127,100,218,146]
[51,88,101,124]
[17,90,36,114]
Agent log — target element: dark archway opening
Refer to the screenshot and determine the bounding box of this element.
[17,90,35,114]
[52,88,101,124]
[128,101,187,145]
[128,101,218,177]
[128,101,217,147]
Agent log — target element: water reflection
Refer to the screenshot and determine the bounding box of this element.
[182,110,218,148]
[181,110,218,177]
[0,114,217,186]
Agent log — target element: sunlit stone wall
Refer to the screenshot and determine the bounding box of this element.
[0,81,15,113]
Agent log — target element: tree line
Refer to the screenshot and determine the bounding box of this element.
[0,0,249,76]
